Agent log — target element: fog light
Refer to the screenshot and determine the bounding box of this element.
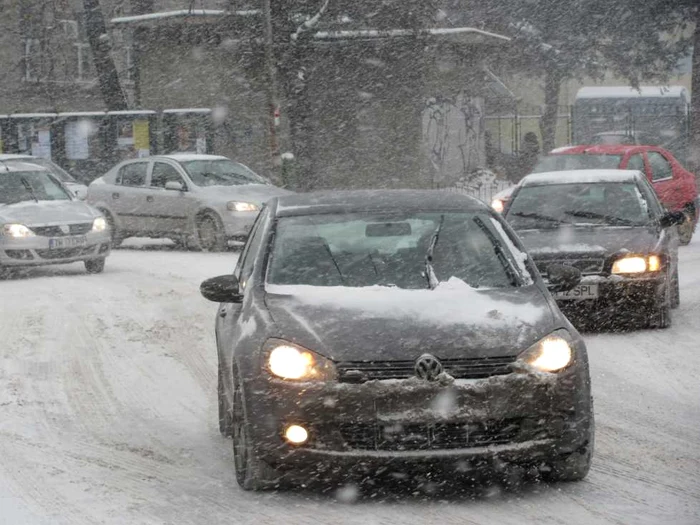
[284,424,308,445]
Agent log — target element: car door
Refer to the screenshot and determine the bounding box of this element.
[112,160,152,233]
[146,161,195,235]
[647,150,684,211]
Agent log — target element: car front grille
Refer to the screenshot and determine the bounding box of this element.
[535,258,605,276]
[36,246,96,259]
[336,356,516,383]
[338,419,522,451]
[31,223,92,237]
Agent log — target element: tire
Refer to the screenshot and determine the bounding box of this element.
[677,207,696,246]
[232,380,282,491]
[102,210,124,248]
[542,416,594,482]
[648,281,672,329]
[670,269,680,309]
[195,213,227,252]
[218,365,233,437]
[84,258,106,274]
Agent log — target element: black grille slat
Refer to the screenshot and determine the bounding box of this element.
[337,356,517,382]
[31,223,92,237]
[535,258,604,276]
[36,246,96,259]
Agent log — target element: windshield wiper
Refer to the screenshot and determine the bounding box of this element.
[564,210,635,225]
[19,177,39,203]
[424,214,445,290]
[509,211,568,224]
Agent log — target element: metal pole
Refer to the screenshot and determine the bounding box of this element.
[262,0,281,171]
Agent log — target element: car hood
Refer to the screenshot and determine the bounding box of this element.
[264,280,555,362]
[515,226,661,260]
[194,184,292,206]
[0,200,100,225]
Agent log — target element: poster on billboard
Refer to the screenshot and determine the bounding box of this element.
[65,120,91,160]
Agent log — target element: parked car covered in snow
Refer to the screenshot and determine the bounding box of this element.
[503,170,685,329]
[0,162,110,274]
[87,154,292,250]
[200,190,594,490]
[0,154,89,200]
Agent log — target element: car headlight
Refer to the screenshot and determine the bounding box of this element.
[517,330,573,373]
[611,255,661,274]
[491,198,505,213]
[92,217,108,232]
[2,224,35,238]
[264,339,336,381]
[227,201,259,212]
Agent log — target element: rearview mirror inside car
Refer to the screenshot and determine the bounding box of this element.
[659,210,686,228]
[165,180,184,191]
[200,275,243,303]
[547,263,581,293]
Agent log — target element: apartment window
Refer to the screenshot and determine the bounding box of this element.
[23,38,45,82]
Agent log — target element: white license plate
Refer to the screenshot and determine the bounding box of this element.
[553,284,599,300]
[49,236,87,249]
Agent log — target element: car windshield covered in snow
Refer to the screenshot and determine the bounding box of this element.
[18,158,77,183]
[181,159,268,187]
[267,212,526,289]
[507,182,649,229]
[0,170,72,204]
[532,154,622,173]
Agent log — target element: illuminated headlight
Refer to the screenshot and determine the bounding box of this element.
[491,198,505,213]
[2,224,35,238]
[611,255,661,274]
[92,217,108,232]
[227,201,259,212]
[265,339,336,381]
[517,330,573,373]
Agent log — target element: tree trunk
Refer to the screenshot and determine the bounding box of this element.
[688,9,700,173]
[539,64,562,154]
[83,0,128,110]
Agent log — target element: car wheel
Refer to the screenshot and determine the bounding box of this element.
[232,380,282,491]
[218,365,233,437]
[196,214,227,252]
[84,258,106,274]
[102,210,124,248]
[670,269,680,309]
[648,283,672,329]
[542,418,594,482]
[677,208,696,246]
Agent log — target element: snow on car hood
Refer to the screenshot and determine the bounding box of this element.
[0,200,101,225]
[194,184,292,206]
[516,226,661,258]
[264,279,555,362]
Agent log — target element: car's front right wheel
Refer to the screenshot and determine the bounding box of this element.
[195,214,227,252]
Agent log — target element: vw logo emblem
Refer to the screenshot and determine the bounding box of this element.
[414,354,443,381]
[60,225,70,234]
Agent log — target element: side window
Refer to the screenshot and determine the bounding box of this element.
[116,163,148,187]
[637,178,663,216]
[626,154,645,173]
[151,162,186,189]
[647,152,673,181]
[235,208,269,290]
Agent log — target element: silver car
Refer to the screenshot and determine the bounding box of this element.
[0,162,111,274]
[0,154,89,200]
[87,154,292,250]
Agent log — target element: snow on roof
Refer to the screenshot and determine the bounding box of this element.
[0,154,32,160]
[106,110,157,116]
[158,153,227,161]
[57,111,107,117]
[9,113,58,119]
[0,161,50,173]
[313,27,509,43]
[162,108,212,114]
[521,169,643,186]
[110,9,259,25]
[575,86,689,100]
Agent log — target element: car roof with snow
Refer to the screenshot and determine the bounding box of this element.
[154,153,229,162]
[0,161,50,173]
[547,144,665,155]
[0,154,35,160]
[273,189,488,217]
[520,169,644,187]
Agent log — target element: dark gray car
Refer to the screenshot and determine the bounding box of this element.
[200,190,594,490]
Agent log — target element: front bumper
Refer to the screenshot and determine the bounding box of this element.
[243,366,592,474]
[0,231,111,267]
[220,210,258,239]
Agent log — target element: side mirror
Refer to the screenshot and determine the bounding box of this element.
[200,275,243,303]
[546,263,581,293]
[165,180,185,191]
[659,210,686,228]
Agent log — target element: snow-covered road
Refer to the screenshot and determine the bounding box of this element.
[1,238,699,525]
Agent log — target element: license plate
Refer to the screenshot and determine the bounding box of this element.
[553,284,599,300]
[49,236,87,249]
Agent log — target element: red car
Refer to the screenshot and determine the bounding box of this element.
[531,145,699,244]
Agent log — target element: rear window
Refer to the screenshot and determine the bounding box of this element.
[532,154,623,173]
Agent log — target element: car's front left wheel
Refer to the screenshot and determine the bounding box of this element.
[84,258,106,274]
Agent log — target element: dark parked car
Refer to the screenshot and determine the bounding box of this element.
[200,190,594,490]
[503,170,685,329]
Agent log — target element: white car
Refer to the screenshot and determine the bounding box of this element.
[0,154,89,199]
[87,154,292,250]
[0,162,111,274]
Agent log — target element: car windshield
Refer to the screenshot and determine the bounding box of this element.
[267,212,527,289]
[0,171,72,204]
[19,158,77,183]
[181,159,268,186]
[532,154,623,173]
[506,182,649,229]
